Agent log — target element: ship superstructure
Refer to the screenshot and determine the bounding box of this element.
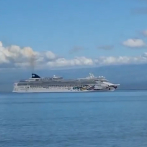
[13,73,120,93]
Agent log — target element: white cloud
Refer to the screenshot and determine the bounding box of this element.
[45,51,56,60]
[47,57,93,67]
[143,30,147,36]
[0,42,94,69]
[1,41,147,69]
[123,39,146,48]
[95,55,147,65]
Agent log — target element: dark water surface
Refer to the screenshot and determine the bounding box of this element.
[0,91,147,147]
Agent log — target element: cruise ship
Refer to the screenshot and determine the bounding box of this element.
[13,73,120,93]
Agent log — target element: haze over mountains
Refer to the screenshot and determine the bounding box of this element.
[0,64,147,92]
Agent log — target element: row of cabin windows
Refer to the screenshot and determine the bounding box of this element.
[18,82,92,86]
[29,85,87,87]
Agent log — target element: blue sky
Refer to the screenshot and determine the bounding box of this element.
[0,0,147,69]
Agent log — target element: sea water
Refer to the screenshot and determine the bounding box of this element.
[0,91,147,147]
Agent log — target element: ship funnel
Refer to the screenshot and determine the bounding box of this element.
[32,73,41,78]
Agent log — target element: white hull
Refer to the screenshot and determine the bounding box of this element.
[13,87,115,93]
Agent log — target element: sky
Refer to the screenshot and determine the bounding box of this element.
[0,0,147,69]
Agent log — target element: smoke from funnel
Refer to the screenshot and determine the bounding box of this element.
[30,55,36,72]
[28,49,37,72]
